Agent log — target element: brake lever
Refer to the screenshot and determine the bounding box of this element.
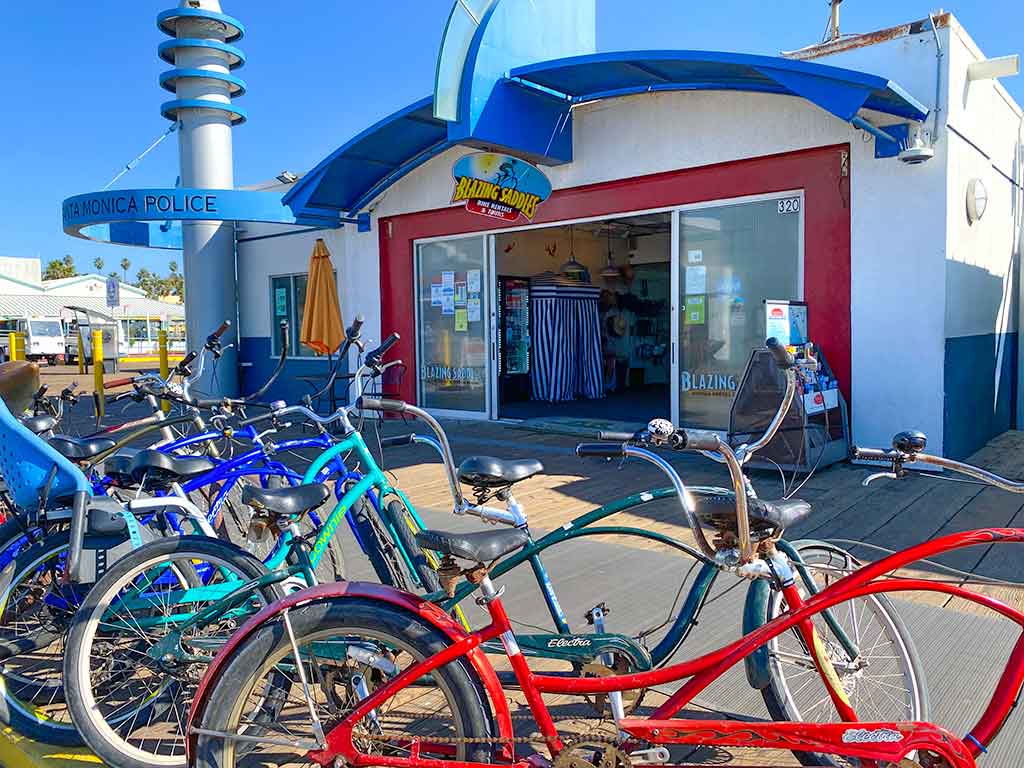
[863,471,898,487]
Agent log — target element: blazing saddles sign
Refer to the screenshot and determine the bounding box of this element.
[451,152,552,222]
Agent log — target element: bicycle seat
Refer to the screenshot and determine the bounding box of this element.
[21,414,57,434]
[242,482,331,517]
[690,489,811,536]
[457,456,543,488]
[48,435,118,460]
[415,527,529,563]
[130,449,217,485]
[103,448,140,484]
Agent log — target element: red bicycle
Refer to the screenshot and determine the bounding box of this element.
[185,344,1024,768]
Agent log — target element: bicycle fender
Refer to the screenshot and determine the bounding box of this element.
[185,580,513,761]
[742,578,773,690]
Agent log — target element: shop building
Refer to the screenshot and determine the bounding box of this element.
[74,2,1020,460]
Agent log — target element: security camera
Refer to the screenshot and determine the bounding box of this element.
[899,129,935,165]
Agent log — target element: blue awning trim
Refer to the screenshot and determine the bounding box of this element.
[283,96,450,218]
[509,51,929,123]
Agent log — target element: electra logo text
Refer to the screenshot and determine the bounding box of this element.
[546,637,591,648]
[841,728,904,744]
[313,506,345,559]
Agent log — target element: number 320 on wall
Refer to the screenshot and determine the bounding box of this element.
[777,197,801,214]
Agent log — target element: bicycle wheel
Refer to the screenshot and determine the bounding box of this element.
[65,535,285,768]
[192,598,494,768]
[351,495,409,590]
[761,540,928,767]
[380,499,442,593]
[0,530,88,744]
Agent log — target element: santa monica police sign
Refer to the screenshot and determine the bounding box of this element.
[62,188,343,250]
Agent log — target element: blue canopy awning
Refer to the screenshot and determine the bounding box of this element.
[282,97,452,219]
[509,50,928,123]
[284,50,928,220]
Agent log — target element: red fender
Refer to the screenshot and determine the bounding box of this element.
[185,581,513,763]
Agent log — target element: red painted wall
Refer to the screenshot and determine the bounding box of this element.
[380,144,852,409]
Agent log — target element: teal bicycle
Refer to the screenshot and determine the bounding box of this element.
[63,343,923,768]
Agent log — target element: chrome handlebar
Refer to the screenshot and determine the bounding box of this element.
[855,446,1024,493]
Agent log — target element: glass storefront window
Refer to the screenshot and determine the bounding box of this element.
[678,196,801,429]
[416,237,489,413]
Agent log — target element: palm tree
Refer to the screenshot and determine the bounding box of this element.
[119,256,131,282]
[93,256,104,273]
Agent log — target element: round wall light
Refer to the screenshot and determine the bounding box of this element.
[967,178,988,224]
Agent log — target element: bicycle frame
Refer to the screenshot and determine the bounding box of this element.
[190,526,1024,768]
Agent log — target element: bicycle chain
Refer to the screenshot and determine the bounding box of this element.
[353,708,627,748]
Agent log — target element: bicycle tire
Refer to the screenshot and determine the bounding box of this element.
[380,498,442,593]
[0,530,87,745]
[192,598,494,768]
[760,540,929,767]
[351,496,409,590]
[65,535,284,768]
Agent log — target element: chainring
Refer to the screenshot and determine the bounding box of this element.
[580,658,644,716]
[552,741,632,768]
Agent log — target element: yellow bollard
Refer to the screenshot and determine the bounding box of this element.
[77,328,85,375]
[92,329,104,421]
[158,329,170,413]
[6,332,16,362]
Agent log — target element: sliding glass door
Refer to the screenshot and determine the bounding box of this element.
[673,194,803,429]
[415,236,491,416]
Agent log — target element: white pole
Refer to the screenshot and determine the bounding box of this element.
[161,0,241,395]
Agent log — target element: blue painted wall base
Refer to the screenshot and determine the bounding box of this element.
[944,332,1017,460]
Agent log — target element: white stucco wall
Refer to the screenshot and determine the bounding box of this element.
[236,16,1022,454]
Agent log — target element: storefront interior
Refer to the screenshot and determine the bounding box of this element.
[415,195,802,430]
[493,215,671,422]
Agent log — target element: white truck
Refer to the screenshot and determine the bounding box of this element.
[0,316,66,365]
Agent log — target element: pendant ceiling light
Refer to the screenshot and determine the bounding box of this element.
[560,224,586,280]
[600,225,619,279]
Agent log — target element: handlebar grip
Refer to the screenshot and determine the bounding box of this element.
[105,377,135,389]
[367,332,400,363]
[357,397,407,413]
[380,433,416,448]
[851,446,895,461]
[278,320,289,355]
[177,350,198,371]
[576,443,626,459]
[210,320,232,340]
[194,398,224,409]
[238,410,277,428]
[765,337,796,369]
[347,315,365,339]
[598,430,638,442]
[677,430,721,452]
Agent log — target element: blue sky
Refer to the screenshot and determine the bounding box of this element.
[0,1,1019,278]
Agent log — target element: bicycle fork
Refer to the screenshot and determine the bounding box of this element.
[779,581,858,723]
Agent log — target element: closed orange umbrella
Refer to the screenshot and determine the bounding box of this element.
[300,238,344,355]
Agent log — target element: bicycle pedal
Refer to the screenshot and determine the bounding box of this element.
[629,747,669,764]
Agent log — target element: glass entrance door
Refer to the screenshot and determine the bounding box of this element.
[416,236,491,416]
[673,195,803,429]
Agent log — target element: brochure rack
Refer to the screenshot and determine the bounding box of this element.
[728,344,849,473]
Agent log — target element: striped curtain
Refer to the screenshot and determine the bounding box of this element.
[530,280,604,403]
